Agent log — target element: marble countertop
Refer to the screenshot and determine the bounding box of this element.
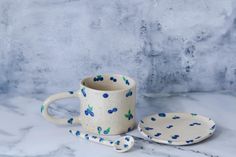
[0,91,235,157]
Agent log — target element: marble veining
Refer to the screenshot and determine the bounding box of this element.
[0,91,236,157]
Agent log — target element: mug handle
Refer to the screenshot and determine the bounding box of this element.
[41,91,81,125]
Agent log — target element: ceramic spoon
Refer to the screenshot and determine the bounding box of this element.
[69,129,134,153]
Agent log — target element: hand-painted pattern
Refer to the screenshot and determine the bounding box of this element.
[97,126,111,135]
[68,91,74,94]
[84,105,94,117]
[172,115,180,119]
[158,113,166,117]
[171,135,179,139]
[125,109,133,120]
[110,76,117,82]
[189,122,201,126]
[108,108,118,114]
[166,125,173,129]
[103,93,109,98]
[122,76,130,85]
[81,87,86,97]
[41,105,44,113]
[93,75,104,81]
[67,118,73,124]
[125,90,132,97]
[138,113,216,146]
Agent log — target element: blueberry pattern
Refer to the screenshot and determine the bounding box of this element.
[166,125,173,129]
[41,105,44,113]
[172,116,180,119]
[189,122,201,126]
[158,113,166,117]
[93,75,104,81]
[144,127,153,130]
[84,105,94,117]
[68,91,74,94]
[103,127,111,134]
[108,108,118,114]
[97,126,102,135]
[151,117,156,121]
[67,118,73,124]
[210,125,215,130]
[103,93,109,98]
[154,133,161,137]
[75,130,80,136]
[125,90,132,97]
[122,76,130,85]
[186,140,194,143]
[138,113,215,145]
[81,88,86,97]
[171,135,179,139]
[125,137,130,141]
[110,76,117,82]
[124,109,133,120]
[97,126,111,135]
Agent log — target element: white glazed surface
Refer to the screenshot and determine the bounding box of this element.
[41,74,136,135]
[138,113,216,145]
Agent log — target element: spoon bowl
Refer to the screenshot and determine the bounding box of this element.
[113,135,135,153]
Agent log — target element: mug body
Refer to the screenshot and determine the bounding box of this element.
[79,74,136,135]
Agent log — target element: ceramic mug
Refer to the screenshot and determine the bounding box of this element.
[41,74,136,135]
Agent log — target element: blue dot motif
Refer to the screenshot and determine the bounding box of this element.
[103,93,109,98]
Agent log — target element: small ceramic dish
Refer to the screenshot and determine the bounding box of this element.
[138,113,216,145]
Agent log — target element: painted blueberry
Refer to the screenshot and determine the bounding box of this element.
[97,126,102,135]
[172,116,180,119]
[155,133,161,137]
[125,137,130,141]
[195,136,201,139]
[113,79,117,82]
[189,122,201,126]
[144,127,153,130]
[103,128,110,134]
[168,140,172,144]
[81,88,86,97]
[210,125,215,130]
[158,113,166,117]
[67,118,73,124]
[186,140,194,143]
[124,144,128,148]
[140,120,144,123]
[110,77,114,80]
[166,125,173,129]
[99,138,104,142]
[115,140,120,145]
[92,136,97,139]
[103,93,109,98]
[68,91,74,94]
[172,135,179,139]
[151,117,156,121]
[41,105,44,113]
[108,109,113,114]
[75,130,80,136]
[113,108,118,112]
[128,127,132,132]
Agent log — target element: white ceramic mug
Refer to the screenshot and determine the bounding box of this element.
[41,74,136,135]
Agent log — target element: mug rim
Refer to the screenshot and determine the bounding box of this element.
[80,74,136,93]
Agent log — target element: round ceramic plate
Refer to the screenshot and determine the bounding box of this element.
[138,113,216,145]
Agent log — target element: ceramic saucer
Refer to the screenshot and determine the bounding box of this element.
[138,113,216,145]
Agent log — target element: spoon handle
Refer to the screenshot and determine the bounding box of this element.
[69,129,113,147]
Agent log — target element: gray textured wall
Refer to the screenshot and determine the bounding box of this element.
[0,0,236,95]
